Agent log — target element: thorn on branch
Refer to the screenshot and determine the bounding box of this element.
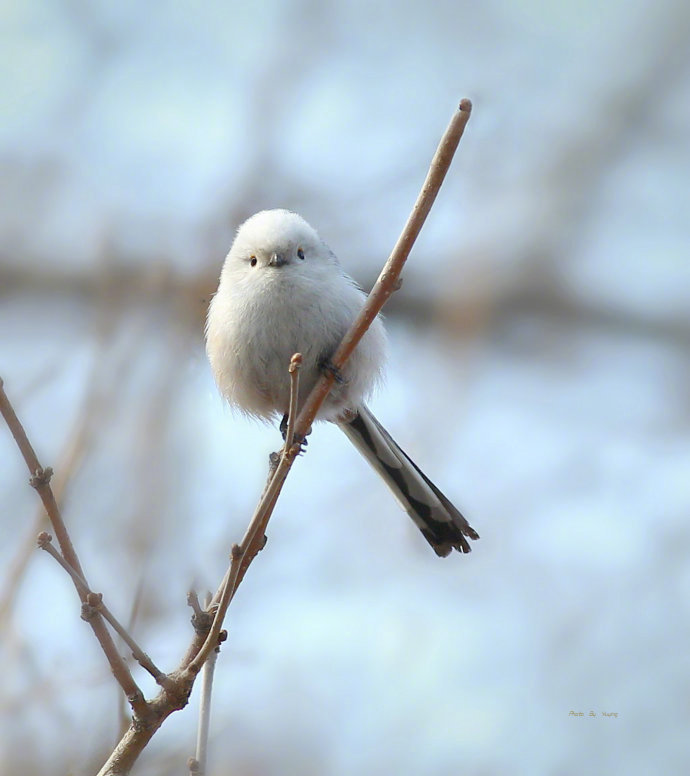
[29,466,53,489]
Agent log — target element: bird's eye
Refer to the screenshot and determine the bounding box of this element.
[250,256,257,267]
[297,248,305,260]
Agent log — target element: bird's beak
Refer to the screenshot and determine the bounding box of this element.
[268,252,288,267]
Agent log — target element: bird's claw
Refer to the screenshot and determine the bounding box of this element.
[279,414,310,451]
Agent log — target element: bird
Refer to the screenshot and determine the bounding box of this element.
[205,209,478,556]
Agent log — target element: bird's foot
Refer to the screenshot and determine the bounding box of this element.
[279,413,310,451]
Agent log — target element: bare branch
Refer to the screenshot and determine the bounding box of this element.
[295,99,472,438]
[191,593,221,776]
[186,350,306,674]
[37,532,166,683]
[0,378,150,719]
[285,352,303,449]
[0,295,124,633]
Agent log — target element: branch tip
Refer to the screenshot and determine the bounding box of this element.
[37,530,53,548]
[293,99,472,439]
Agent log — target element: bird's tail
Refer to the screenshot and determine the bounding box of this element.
[338,405,479,557]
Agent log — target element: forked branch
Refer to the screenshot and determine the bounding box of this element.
[0,378,151,719]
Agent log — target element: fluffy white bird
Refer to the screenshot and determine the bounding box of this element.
[206,209,478,556]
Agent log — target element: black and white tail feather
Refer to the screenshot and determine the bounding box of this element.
[339,405,479,557]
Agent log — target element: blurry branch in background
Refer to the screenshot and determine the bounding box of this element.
[497,6,690,315]
[0,100,472,775]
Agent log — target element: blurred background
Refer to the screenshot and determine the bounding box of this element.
[1,0,689,774]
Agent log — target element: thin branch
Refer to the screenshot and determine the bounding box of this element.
[0,378,150,719]
[118,571,148,738]
[37,532,166,683]
[284,352,303,448]
[191,594,221,776]
[186,546,241,675]
[195,646,219,774]
[295,99,472,439]
[187,352,305,674]
[0,290,125,634]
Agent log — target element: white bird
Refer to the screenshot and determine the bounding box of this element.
[206,209,478,556]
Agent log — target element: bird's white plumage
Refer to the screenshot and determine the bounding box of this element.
[206,209,386,421]
[206,209,478,556]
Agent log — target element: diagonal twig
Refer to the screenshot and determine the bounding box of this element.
[295,99,473,438]
[37,532,166,683]
[187,353,304,675]
[284,352,303,449]
[189,593,223,776]
[0,378,151,720]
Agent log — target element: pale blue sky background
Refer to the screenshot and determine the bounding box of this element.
[1,1,689,774]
